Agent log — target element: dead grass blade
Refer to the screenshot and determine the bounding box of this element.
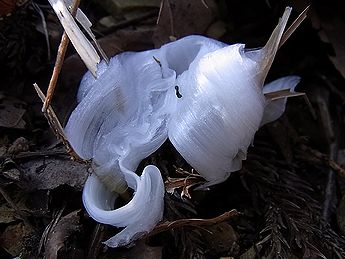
[279,6,310,48]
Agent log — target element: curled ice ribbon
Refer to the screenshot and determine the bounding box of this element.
[65,7,300,247]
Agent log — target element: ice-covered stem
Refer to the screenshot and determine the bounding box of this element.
[48,0,100,76]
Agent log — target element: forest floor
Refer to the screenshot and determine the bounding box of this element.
[1,0,345,258]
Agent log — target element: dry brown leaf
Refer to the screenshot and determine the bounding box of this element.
[202,222,239,254]
[0,192,28,224]
[0,95,26,129]
[165,176,205,194]
[153,0,217,47]
[43,210,81,259]
[113,240,163,259]
[0,203,19,224]
[0,222,33,256]
[8,137,29,155]
[21,158,88,190]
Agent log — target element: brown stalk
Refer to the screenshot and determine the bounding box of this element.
[279,6,310,48]
[34,83,85,163]
[148,209,240,237]
[42,0,81,112]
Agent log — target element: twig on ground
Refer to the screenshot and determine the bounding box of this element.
[297,144,345,177]
[314,88,339,221]
[157,0,175,39]
[148,209,240,237]
[323,143,338,221]
[1,150,69,161]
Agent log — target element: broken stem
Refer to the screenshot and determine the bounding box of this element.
[43,0,81,112]
[34,83,84,162]
[148,209,240,236]
[279,6,309,48]
[299,144,345,178]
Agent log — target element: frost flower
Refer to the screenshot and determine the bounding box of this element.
[65,7,300,247]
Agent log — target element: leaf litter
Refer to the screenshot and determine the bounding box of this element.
[1,0,345,258]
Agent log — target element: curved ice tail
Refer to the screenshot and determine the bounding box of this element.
[83,165,165,248]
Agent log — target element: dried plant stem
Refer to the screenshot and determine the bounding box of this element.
[34,83,85,163]
[87,224,107,259]
[1,150,68,160]
[279,6,309,48]
[38,204,66,256]
[323,143,338,221]
[43,0,80,112]
[299,144,345,177]
[149,209,240,236]
[157,0,175,39]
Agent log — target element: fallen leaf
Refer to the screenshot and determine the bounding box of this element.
[202,222,239,254]
[0,222,33,256]
[43,210,81,259]
[0,203,19,224]
[113,240,163,259]
[8,137,29,155]
[0,186,29,224]
[0,95,26,129]
[21,158,88,190]
[205,20,227,39]
[240,245,261,259]
[2,168,21,182]
[153,0,217,47]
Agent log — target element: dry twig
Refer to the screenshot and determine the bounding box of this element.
[279,6,309,48]
[149,209,240,236]
[298,144,345,177]
[42,0,80,112]
[34,83,85,163]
